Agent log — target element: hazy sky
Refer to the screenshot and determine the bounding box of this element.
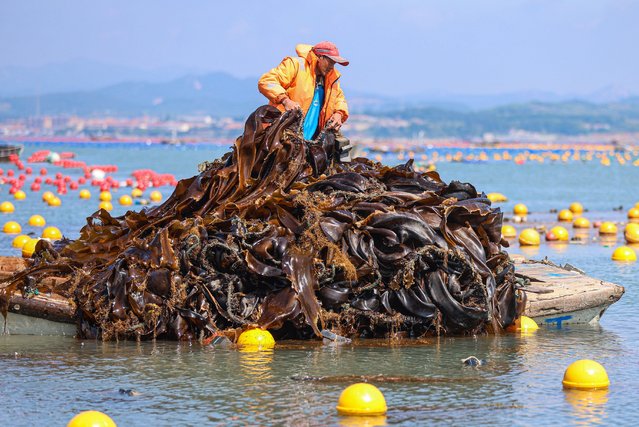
[1,0,637,96]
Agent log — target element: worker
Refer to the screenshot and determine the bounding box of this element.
[258,41,349,141]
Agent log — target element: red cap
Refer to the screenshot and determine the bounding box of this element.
[312,41,349,66]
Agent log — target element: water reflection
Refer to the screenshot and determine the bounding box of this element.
[339,415,387,426]
[599,236,618,246]
[564,389,609,425]
[519,246,540,258]
[547,242,569,255]
[238,348,274,383]
[572,230,590,242]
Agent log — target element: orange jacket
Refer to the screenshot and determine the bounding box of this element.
[258,44,349,130]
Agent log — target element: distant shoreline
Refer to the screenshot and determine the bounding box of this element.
[0,136,235,146]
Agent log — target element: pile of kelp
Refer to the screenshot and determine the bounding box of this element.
[1,106,522,341]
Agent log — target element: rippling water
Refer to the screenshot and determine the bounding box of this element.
[1,143,638,426]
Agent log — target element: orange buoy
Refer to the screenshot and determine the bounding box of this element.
[0,201,15,213]
[519,228,540,246]
[558,209,574,222]
[599,222,617,235]
[42,191,55,202]
[625,223,639,244]
[573,217,590,229]
[513,203,528,216]
[501,225,517,238]
[99,201,113,211]
[3,221,21,234]
[28,214,46,227]
[547,226,569,241]
[42,226,62,240]
[150,190,162,202]
[119,195,133,206]
[569,202,584,214]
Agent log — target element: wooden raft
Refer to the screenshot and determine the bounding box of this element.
[512,254,625,327]
[0,255,626,334]
[0,256,75,325]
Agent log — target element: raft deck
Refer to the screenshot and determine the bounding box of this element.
[0,255,626,335]
[513,254,625,327]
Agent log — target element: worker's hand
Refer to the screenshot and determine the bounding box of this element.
[281,98,302,111]
[326,112,343,131]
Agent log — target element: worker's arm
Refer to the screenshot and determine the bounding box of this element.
[326,82,349,130]
[332,82,349,123]
[258,57,300,106]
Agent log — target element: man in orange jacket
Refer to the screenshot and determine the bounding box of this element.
[258,41,349,141]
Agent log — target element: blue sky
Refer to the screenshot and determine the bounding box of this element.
[1,0,637,96]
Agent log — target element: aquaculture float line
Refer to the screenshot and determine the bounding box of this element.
[1,106,521,341]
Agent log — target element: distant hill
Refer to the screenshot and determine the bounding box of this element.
[2,67,639,137]
[0,60,201,97]
[363,99,639,137]
[0,72,263,118]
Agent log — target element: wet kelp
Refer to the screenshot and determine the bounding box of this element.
[1,106,520,340]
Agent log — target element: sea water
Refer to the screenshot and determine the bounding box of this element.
[0,143,637,426]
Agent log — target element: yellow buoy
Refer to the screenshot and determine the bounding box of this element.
[336,383,387,416]
[513,203,528,216]
[150,190,162,202]
[42,191,55,202]
[99,201,113,211]
[501,225,517,238]
[562,360,610,390]
[48,196,62,207]
[99,191,112,202]
[119,195,133,206]
[67,410,117,427]
[506,315,539,332]
[3,221,21,234]
[79,189,91,199]
[12,234,30,249]
[598,222,617,235]
[14,190,26,200]
[611,246,637,262]
[558,209,574,222]
[237,328,275,350]
[628,207,639,219]
[573,217,591,229]
[0,201,15,213]
[519,228,540,246]
[548,226,569,241]
[487,192,508,203]
[625,223,639,244]
[22,238,40,258]
[42,226,62,240]
[569,202,584,214]
[28,214,46,227]
[131,188,143,198]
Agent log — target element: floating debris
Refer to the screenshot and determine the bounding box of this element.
[1,106,520,341]
[321,329,352,344]
[461,356,485,367]
[118,388,141,397]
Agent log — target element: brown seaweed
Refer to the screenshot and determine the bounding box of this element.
[0,106,520,341]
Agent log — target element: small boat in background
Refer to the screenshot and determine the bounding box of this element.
[0,143,24,161]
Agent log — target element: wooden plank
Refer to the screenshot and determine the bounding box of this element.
[514,258,625,321]
[0,256,75,324]
[0,255,627,332]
